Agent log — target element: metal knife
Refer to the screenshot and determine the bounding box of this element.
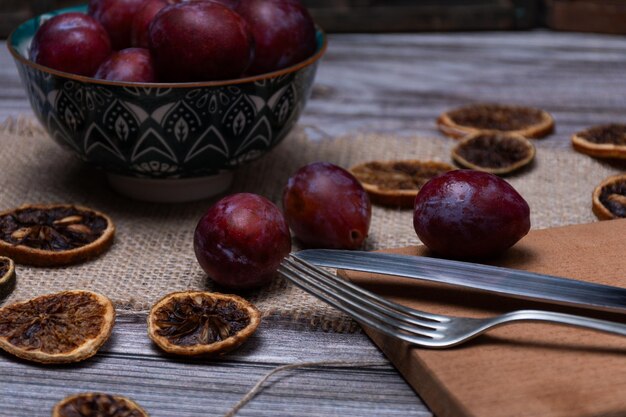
[294,249,626,314]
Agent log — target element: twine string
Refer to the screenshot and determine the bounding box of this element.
[222,359,389,417]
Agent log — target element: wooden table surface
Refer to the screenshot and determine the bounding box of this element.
[1,30,626,417]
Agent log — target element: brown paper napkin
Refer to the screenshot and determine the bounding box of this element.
[343,219,626,417]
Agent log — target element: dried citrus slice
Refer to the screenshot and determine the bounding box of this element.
[52,393,148,417]
[0,290,115,364]
[451,132,536,175]
[0,256,15,297]
[349,160,454,208]
[572,124,626,159]
[0,204,115,266]
[148,291,261,356]
[437,103,554,139]
[592,174,626,220]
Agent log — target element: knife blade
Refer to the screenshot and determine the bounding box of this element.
[294,249,626,314]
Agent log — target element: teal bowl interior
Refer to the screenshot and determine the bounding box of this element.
[8,5,326,184]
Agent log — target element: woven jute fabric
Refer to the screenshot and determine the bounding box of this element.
[0,117,622,332]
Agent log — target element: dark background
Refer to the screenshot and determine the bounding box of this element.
[1,0,625,37]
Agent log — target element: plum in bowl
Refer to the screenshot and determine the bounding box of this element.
[7,4,326,202]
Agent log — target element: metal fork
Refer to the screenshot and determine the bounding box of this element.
[278,255,626,348]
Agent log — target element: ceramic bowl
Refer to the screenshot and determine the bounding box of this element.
[8,5,326,202]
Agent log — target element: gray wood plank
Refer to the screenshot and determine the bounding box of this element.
[302,32,626,144]
[0,314,432,417]
[305,2,537,33]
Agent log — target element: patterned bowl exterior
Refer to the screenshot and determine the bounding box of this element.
[8,5,325,179]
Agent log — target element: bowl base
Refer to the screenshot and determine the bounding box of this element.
[107,172,234,203]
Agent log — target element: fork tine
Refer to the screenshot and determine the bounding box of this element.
[283,259,441,333]
[279,258,444,341]
[285,257,442,330]
[288,255,447,324]
[278,263,441,344]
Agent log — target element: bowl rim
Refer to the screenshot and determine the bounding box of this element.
[7,4,328,89]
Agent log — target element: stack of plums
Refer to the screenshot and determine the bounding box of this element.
[29,0,317,83]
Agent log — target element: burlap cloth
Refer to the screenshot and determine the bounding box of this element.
[0,117,624,332]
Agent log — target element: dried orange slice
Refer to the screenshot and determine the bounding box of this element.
[572,124,626,159]
[52,393,148,417]
[0,256,15,297]
[451,132,536,175]
[592,174,626,220]
[0,204,115,266]
[438,103,554,139]
[349,160,454,208]
[148,291,261,356]
[0,290,115,364]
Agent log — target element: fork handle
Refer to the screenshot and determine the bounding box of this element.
[496,310,626,337]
